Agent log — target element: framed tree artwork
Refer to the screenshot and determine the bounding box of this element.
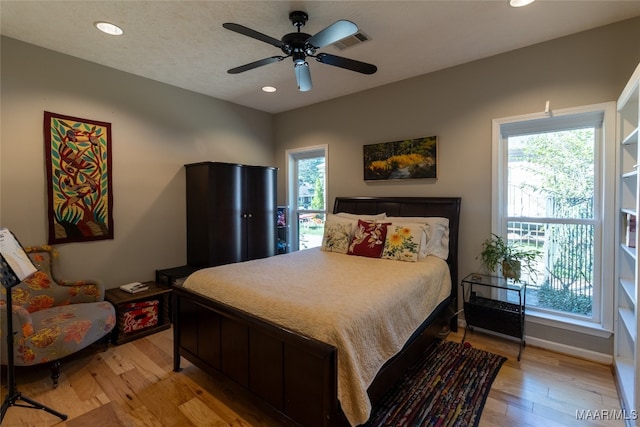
[363,136,437,181]
[43,111,113,244]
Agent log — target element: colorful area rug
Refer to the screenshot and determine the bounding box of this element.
[364,340,506,427]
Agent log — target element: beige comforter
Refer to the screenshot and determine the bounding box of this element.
[183,247,451,426]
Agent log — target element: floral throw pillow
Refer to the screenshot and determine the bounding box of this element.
[382,224,425,262]
[348,220,390,258]
[321,220,353,254]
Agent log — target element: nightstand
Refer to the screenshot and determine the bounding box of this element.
[105,282,172,345]
[461,273,526,360]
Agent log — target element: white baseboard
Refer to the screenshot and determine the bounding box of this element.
[524,336,612,365]
[457,319,612,365]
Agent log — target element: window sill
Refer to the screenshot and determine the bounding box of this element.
[526,309,613,339]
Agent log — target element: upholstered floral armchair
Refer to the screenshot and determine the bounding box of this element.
[0,245,116,387]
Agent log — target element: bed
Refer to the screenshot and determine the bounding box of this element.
[172,196,461,427]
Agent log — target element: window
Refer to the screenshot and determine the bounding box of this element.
[492,103,615,334]
[286,145,327,251]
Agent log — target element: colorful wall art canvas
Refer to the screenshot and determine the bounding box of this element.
[44,112,113,244]
[363,136,437,181]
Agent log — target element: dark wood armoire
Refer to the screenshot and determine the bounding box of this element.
[185,162,277,268]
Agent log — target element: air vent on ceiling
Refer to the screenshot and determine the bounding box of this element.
[331,31,369,50]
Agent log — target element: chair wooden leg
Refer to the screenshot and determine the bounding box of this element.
[50,360,61,388]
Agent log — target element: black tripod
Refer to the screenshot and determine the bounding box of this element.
[1,255,67,423]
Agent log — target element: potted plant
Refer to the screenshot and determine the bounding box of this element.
[478,233,539,282]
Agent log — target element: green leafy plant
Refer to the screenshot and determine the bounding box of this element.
[478,233,540,282]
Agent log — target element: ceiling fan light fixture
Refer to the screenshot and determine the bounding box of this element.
[509,0,535,7]
[294,62,312,92]
[94,21,124,36]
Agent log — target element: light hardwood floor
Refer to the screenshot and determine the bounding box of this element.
[0,327,626,427]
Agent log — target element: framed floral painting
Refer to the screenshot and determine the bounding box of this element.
[44,111,113,244]
[363,136,437,181]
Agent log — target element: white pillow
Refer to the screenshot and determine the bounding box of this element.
[327,212,387,235]
[385,216,449,260]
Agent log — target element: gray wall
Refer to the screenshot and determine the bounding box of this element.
[0,37,274,287]
[273,18,640,357]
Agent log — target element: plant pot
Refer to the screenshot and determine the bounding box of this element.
[502,259,521,281]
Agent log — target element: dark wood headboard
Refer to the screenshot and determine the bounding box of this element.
[333,196,461,301]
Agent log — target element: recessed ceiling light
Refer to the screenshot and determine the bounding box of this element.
[94,21,124,36]
[509,0,535,7]
[262,86,277,93]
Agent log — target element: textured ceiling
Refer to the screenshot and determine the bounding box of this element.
[1,1,639,114]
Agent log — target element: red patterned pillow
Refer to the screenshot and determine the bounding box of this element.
[348,220,391,258]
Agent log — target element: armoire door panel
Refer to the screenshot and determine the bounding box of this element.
[208,163,244,266]
[243,165,277,261]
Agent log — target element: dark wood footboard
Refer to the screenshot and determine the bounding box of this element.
[173,285,340,427]
[173,285,450,427]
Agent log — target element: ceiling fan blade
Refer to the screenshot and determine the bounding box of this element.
[315,53,377,74]
[294,62,312,92]
[228,56,286,74]
[306,20,358,49]
[223,23,285,48]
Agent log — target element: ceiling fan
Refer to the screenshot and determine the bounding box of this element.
[223,11,377,92]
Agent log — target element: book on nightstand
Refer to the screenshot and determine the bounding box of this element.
[119,282,149,294]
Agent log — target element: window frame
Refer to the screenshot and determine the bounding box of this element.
[491,102,616,337]
[285,144,328,252]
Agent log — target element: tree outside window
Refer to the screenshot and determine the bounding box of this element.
[508,128,595,317]
[287,147,327,251]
